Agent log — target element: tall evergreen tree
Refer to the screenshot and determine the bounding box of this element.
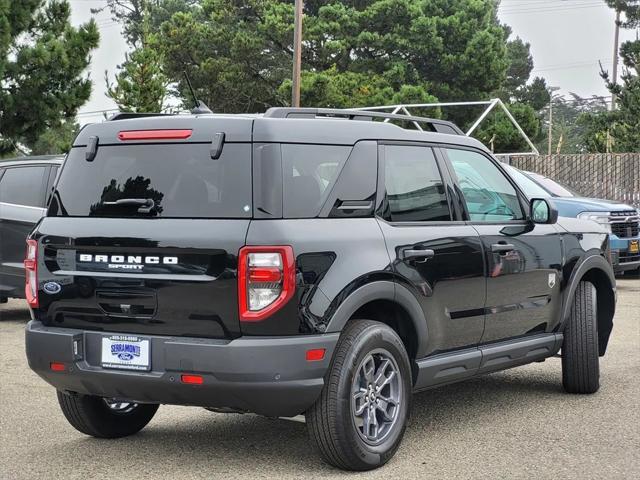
[94,0,550,153]
[149,0,510,112]
[105,2,169,112]
[92,0,197,47]
[0,0,99,155]
[579,1,640,152]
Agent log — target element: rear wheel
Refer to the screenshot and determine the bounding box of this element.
[562,281,600,394]
[57,391,159,438]
[306,319,411,471]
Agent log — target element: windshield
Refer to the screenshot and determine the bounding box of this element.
[503,165,550,199]
[49,143,252,218]
[526,172,576,197]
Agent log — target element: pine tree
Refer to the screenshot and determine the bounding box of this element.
[0,0,99,155]
[105,2,168,112]
[579,1,640,152]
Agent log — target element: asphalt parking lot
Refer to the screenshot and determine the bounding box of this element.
[1,278,638,480]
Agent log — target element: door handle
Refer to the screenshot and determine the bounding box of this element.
[402,249,435,263]
[491,243,516,253]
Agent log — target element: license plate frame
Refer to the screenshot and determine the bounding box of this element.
[630,240,639,254]
[101,335,151,371]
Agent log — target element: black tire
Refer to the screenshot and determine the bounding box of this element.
[562,281,600,394]
[57,391,159,438]
[306,319,412,471]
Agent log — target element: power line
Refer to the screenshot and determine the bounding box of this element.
[499,2,607,15]
[499,0,604,9]
[532,60,614,73]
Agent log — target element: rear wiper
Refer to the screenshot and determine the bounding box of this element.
[102,198,155,213]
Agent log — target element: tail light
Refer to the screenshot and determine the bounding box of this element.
[238,246,295,322]
[24,239,38,308]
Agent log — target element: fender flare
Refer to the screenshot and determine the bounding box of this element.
[325,280,429,358]
[561,254,616,324]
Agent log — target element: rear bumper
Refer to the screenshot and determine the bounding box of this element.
[25,321,338,417]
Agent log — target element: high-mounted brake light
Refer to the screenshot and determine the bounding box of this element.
[117,129,193,141]
[238,246,295,322]
[24,239,38,308]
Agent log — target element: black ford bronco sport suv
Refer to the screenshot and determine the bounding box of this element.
[25,108,616,471]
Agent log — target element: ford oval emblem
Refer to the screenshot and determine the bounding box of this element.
[43,282,62,295]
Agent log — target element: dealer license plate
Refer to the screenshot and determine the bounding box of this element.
[101,335,150,371]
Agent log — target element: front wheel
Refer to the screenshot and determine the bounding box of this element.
[57,391,159,438]
[562,281,600,394]
[306,320,412,471]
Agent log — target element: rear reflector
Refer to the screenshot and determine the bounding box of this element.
[50,362,65,372]
[306,349,326,362]
[181,374,204,385]
[118,129,193,141]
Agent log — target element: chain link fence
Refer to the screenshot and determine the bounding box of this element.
[498,153,640,209]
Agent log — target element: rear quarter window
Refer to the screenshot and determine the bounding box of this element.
[281,144,351,218]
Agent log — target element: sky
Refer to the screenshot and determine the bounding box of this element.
[69,0,639,125]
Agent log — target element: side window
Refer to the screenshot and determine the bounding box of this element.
[445,149,524,222]
[382,145,451,222]
[45,166,60,205]
[0,166,47,207]
[282,144,351,218]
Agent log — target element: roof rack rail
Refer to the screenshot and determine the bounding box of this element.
[263,107,463,135]
[108,112,176,122]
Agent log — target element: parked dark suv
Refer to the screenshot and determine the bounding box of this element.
[0,155,63,302]
[24,109,616,471]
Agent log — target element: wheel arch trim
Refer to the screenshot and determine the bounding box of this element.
[561,254,616,355]
[324,280,429,357]
[562,254,615,323]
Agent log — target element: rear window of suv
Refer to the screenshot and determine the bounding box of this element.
[49,143,252,218]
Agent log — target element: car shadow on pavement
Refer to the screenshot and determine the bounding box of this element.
[47,368,565,474]
[0,305,30,322]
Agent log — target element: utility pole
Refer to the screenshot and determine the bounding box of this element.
[547,99,553,156]
[611,9,621,111]
[291,0,303,107]
[547,87,559,156]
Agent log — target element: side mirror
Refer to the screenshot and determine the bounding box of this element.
[530,198,558,224]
